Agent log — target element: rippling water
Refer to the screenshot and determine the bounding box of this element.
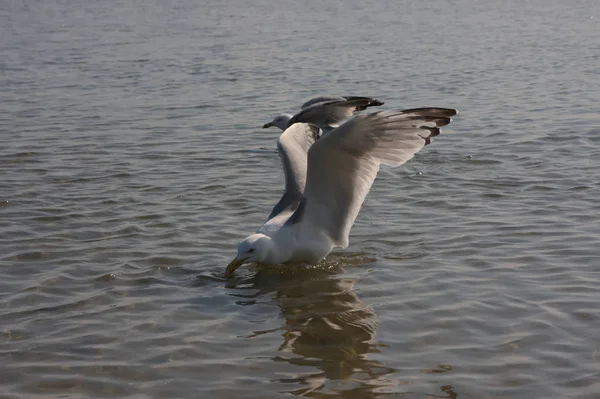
[2,0,599,398]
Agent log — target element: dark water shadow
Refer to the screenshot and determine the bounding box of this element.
[224,253,399,397]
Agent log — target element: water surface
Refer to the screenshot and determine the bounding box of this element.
[1,0,599,398]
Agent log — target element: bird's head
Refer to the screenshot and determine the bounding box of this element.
[262,114,293,130]
[225,234,272,276]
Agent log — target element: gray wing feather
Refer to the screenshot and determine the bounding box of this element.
[297,107,457,247]
[300,96,346,109]
[266,123,321,221]
[290,96,384,131]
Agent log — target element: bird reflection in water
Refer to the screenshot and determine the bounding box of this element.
[231,254,397,397]
[274,274,394,397]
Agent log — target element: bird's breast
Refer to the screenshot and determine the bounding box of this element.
[288,234,333,264]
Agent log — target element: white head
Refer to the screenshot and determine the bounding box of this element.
[262,114,293,131]
[225,233,274,276]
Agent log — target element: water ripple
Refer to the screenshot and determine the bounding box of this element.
[1,0,600,398]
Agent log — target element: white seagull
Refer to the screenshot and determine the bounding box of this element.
[262,96,384,133]
[226,107,457,276]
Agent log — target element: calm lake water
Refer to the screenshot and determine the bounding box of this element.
[1,0,599,398]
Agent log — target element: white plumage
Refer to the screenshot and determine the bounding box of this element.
[226,107,457,276]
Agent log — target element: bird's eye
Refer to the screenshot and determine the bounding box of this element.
[248,248,255,253]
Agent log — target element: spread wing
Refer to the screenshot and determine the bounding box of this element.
[265,123,321,222]
[289,107,457,247]
[300,96,347,109]
[289,96,384,132]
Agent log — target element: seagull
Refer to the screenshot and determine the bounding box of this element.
[262,96,384,133]
[226,107,457,276]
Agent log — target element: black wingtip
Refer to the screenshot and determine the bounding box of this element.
[347,97,385,111]
[445,108,458,117]
[399,107,457,118]
[306,123,322,141]
[419,127,441,145]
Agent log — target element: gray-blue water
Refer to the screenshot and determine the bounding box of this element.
[1,0,599,398]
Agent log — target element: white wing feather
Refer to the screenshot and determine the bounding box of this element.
[263,123,321,225]
[300,108,456,247]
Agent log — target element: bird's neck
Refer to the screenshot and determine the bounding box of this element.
[265,231,295,264]
[278,114,293,130]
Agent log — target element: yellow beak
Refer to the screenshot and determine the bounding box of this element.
[225,257,247,277]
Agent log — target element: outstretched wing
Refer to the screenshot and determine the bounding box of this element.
[265,123,321,222]
[292,107,457,247]
[300,96,346,109]
[289,96,384,131]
